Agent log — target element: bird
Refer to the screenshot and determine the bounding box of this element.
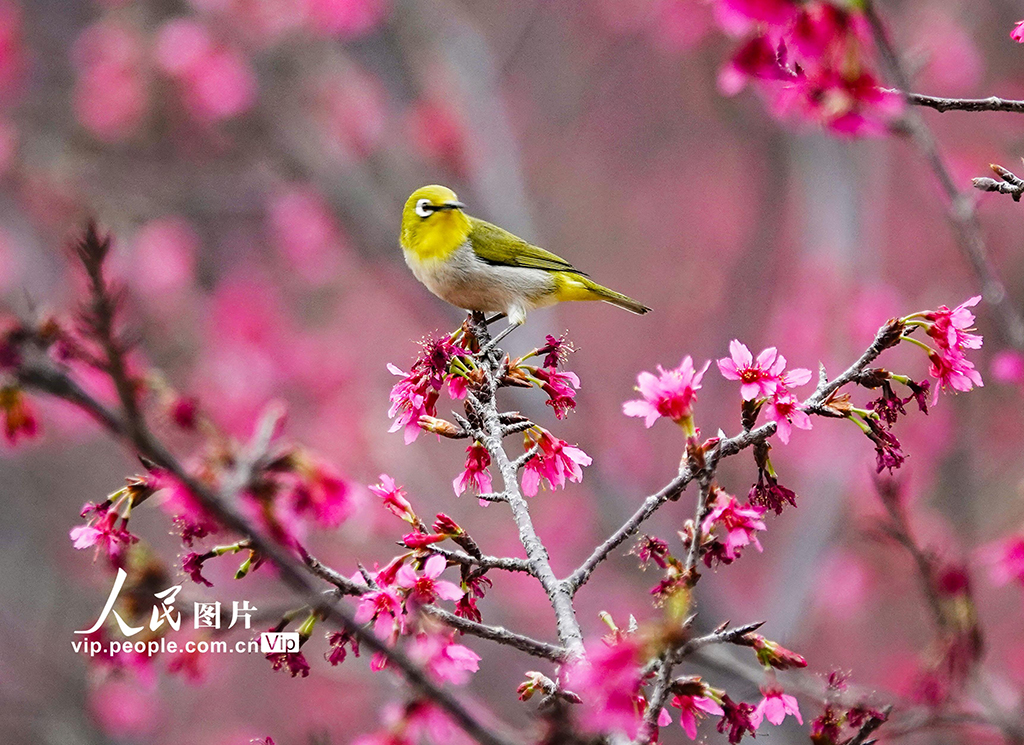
[399,185,650,348]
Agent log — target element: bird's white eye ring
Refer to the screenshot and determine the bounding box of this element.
[415,199,434,218]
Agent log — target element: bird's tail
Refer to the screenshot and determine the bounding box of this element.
[573,277,651,315]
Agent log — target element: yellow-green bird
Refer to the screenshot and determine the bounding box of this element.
[399,185,651,338]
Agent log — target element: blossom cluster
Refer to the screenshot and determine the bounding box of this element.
[388,330,592,499]
[714,0,902,136]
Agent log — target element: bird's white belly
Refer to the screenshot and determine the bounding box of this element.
[404,241,556,323]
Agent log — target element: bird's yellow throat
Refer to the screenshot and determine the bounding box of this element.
[401,199,472,264]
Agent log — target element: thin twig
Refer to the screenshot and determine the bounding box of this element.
[635,653,674,745]
[902,91,1024,114]
[675,621,766,661]
[422,606,571,663]
[304,550,568,661]
[429,547,534,574]
[681,478,714,585]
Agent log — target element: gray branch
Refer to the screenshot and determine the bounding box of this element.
[469,314,586,656]
[564,422,775,594]
[972,163,1024,202]
[430,547,534,574]
[904,92,1024,114]
[304,550,569,661]
[422,606,570,663]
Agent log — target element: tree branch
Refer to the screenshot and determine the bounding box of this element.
[564,423,775,594]
[468,314,586,656]
[422,606,571,663]
[903,92,1024,114]
[430,547,534,574]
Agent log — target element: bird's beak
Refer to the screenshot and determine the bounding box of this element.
[439,201,465,211]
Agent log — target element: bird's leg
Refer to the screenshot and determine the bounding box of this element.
[483,313,506,326]
[477,321,520,358]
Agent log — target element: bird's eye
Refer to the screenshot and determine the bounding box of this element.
[415,199,434,218]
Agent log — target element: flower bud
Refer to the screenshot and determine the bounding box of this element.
[418,416,464,438]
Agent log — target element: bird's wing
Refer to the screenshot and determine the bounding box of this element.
[468,219,588,276]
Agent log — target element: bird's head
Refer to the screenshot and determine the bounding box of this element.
[401,185,471,262]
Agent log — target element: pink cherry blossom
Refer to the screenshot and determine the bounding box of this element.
[286,456,353,528]
[387,336,470,443]
[521,428,592,497]
[701,489,766,564]
[268,186,347,283]
[406,98,470,175]
[154,19,213,76]
[369,473,415,522]
[326,630,359,665]
[717,340,786,400]
[354,584,404,637]
[306,0,389,39]
[453,442,492,496]
[992,350,1024,385]
[153,470,220,545]
[925,296,983,353]
[71,22,149,141]
[69,509,138,568]
[671,694,724,740]
[1012,20,1024,43]
[0,0,25,97]
[181,551,213,587]
[129,217,198,299]
[266,650,310,677]
[909,296,985,403]
[623,356,710,428]
[928,349,983,404]
[313,67,387,160]
[762,390,812,443]
[715,2,903,137]
[396,554,463,605]
[749,687,802,728]
[402,531,447,549]
[717,695,757,744]
[181,47,256,122]
[533,366,580,419]
[715,0,799,29]
[718,34,791,95]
